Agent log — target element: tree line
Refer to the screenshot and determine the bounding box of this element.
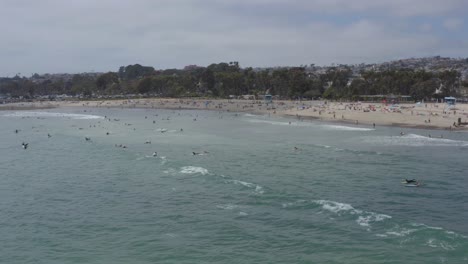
[1,62,467,101]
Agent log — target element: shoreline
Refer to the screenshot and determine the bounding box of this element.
[2,98,468,131]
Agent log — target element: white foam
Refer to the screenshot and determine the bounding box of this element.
[319,124,375,131]
[2,111,103,120]
[385,228,417,237]
[227,180,264,194]
[229,180,256,188]
[247,119,304,126]
[426,239,438,248]
[282,200,308,208]
[365,134,468,147]
[179,166,209,175]
[411,223,467,239]
[313,200,359,214]
[313,200,392,228]
[247,118,374,131]
[375,234,388,238]
[239,211,248,216]
[216,204,238,210]
[356,213,392,227]
[244,113,262,117]
[411,223,443,230]
[163,168,177,174]
[255,185,265,194]
[440,241,456,251]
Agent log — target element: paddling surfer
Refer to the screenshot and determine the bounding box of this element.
[404,179,417,183]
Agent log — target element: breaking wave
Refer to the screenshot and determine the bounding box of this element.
[179,166,209,175]
[2,111,103,120]
[364,133,468,147]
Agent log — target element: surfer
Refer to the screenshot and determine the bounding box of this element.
[400,132,405,136]
[15,129,19,134]
[48,133,51,138]
[85,137,91,141]
[192,152,200,155]
[152,152,157,157]
[403,179,417,183]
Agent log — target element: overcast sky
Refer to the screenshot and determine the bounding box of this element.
[1,0,467,76]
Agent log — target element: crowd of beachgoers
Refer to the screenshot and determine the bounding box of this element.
[1,98,467,130]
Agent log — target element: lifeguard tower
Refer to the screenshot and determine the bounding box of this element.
[445,96,456,105]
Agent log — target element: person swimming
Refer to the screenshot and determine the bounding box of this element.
[152,152,157,157]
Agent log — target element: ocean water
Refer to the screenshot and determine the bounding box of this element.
[1,108,467,264]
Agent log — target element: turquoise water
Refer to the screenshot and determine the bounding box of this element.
[1,108,467,263]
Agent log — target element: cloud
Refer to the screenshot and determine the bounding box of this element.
[443,18,463,31]
[223,0,468,17]
[419,23,433,32]
[0,0,466,75]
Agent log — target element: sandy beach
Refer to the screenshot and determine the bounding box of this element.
[2,98,468,130]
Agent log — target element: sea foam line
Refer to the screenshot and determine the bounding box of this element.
[246,118,374,131]
[319,124,375,131]
[226,179,264,194]
[364,134,468,147]
[311,200,391,228]
[179,166,209,175]
[2,111,103,120]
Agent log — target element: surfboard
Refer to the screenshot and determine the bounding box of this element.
[405,184,420,187]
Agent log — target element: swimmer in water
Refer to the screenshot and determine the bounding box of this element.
[152,152,158,157]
